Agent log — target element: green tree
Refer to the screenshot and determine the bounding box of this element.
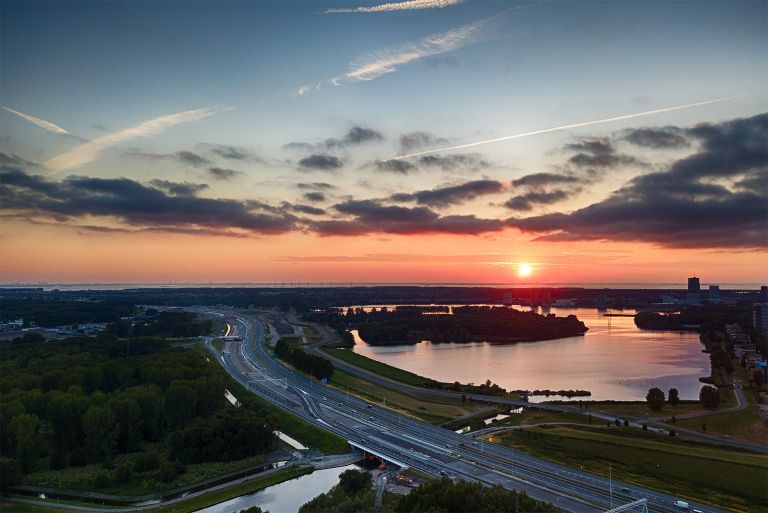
[0,457,21,492]
[753,370,765,387]
[645,387,665,411]
[338,469,372,495]
[668,388,680,406]
[9,414,40,472]
[699,385,720,408]
[83,405,117,461]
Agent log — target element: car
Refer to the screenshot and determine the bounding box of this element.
[621,487,630,493]
[369,416,374,420]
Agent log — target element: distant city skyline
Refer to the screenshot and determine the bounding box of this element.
[1,0,766,284]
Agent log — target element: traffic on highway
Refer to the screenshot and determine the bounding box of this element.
[205,310,730,513]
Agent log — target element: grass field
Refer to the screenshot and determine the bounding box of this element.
[323,347,430,387]
[4,465,314,513]
[329,369,489,424]
[211,338,223,352]
[492,425,767,512]
[572,401,712,419]
[494,409,594,428]
[676,399,768,445]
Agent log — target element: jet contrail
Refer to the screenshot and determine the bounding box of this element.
[46,107,221,173]
[2,106,70,135]
[387,94,756,160]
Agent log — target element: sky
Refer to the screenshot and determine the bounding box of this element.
[0,0,766,285]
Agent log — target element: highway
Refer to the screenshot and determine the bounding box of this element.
[208,311,734,513]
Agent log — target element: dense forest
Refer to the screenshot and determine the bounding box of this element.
[0,331,275,493]
[274,339,334,381]
[346,306,588,345]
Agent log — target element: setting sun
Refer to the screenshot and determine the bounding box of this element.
[518,263,533,277]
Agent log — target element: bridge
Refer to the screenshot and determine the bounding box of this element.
[348,440,410,469]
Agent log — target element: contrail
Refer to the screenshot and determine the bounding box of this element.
[387,94,755,160]
[2,106,70,135]
[46,107,221,173]
[325,0,462,14]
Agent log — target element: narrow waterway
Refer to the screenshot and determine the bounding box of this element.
[194,464,359,513]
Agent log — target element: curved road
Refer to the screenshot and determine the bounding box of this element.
[209,310,735,513]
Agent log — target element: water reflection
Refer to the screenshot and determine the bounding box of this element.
[350,306,709,401]
[195,464,359,513]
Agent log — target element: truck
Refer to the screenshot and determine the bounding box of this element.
[674,501,689,510]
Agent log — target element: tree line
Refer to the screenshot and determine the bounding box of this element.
[334,306,588,345]
[274,339,334,381]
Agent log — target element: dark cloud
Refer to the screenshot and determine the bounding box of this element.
[176,151,211,167]
[565,137,642,168]
[303,191,326,202]
[298,154,344,171]
[621,127,689,149]
[0,152,37,169]
[504,190,572,211]
[128,149,211,167]
[199,143,263,162]
[734,170,767,193]
[149,179,209,196]
[399,131,450,152]
[324,126,383,148]
[370,159,417,174]
[508,113,768,249]
[392,180,505,208]
[0,169,298,236]
[310,199,504,236]
[283,203,325,216]
[297,182,336,191]
[287,126,384,153]
[565,138,615,156]
[207,167,243,180]
[511,173,579,188]
[416,153,489,172]
[283,142,315,152]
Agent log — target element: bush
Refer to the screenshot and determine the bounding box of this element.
[699,385,720,409]
[93,471,111,489]
[114,463,132,484]
[158,461,178,483]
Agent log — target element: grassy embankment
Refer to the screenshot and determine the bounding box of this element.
[676,367,767,445]
[491,425,767,512]
[323,347,430,386]
[2,465,314,513]
[329,369,492,424]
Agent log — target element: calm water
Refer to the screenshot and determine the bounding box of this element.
[194,464,359,513]
[350,306,709,401]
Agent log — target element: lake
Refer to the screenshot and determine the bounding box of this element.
[194,464,359,513]
[349,306,709,401]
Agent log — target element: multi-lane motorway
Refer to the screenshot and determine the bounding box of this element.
[208,311,732,513]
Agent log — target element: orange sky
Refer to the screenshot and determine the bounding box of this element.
[2,220,764,285]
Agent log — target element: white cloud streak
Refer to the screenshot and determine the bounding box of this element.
[325,0,462,14]
[45,107,220,173]
[387,94,757,161]
[295,16,489,95]
[2,106,70,135]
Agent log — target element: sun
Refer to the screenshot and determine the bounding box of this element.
[518,263,533,277]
